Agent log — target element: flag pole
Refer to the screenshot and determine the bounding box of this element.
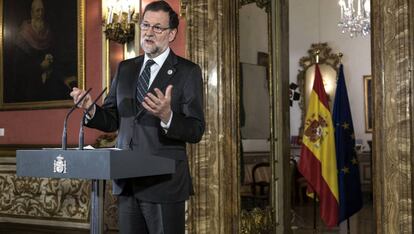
[312,51,320,234]
[313,195,317,233]
[307,182,318,233]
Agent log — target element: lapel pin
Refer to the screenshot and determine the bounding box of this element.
[167,69,174,75]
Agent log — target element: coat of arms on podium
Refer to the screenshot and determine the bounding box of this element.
[53,155,67,174]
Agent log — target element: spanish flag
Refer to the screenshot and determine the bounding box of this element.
[298,64,339,227]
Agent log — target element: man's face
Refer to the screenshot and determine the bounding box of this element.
[140,10,177,58]
[31,0,45,20]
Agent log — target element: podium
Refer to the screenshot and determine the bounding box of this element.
[16,148,175,234]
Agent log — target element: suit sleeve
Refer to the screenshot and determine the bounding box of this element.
[85,69,120,132]
[166,65,205,143]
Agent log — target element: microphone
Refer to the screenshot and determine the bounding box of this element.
[78,88,107,150]
[62,88,92,150]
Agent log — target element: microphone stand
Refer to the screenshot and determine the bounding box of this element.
[77,88,107,234]
[62,88,92,150]
[78,88,107,150]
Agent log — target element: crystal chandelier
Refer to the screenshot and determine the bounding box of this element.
[337,0,370,37]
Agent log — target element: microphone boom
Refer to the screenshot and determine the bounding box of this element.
[62,88,92,150]
[78,88,108,150]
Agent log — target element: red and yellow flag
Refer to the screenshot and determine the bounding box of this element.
[298,64,339,227]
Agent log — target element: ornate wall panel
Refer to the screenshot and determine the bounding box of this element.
[372,0,413,233]
[0,147,120,233]
[183,0,240,233]
[103,180,118,232]
[0,176,89,220]
[0,148,90,229]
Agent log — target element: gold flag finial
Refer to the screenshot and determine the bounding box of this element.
[338,52,343,64]
[315,50,320,64]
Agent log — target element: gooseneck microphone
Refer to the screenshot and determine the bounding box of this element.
[78,88,107,150]
[62,88,92,150]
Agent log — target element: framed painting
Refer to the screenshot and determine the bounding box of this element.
[0,0,85,110]
[364,75,372,132]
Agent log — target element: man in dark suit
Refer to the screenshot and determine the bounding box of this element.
[70,1,204,233]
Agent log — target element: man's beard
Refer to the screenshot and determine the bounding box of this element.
[32,19,45,34]
[141,40,160,57]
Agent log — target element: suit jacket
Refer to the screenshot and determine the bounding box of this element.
[86,50,205,203]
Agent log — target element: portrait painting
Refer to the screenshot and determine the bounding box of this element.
[0,0,84,110]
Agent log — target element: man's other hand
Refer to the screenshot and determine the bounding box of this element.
[142,85,173,124]
[70,87,93,110]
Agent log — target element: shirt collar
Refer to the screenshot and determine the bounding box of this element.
[143,47,170,67]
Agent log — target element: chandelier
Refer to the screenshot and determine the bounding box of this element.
[337,0,370,37]
[103,0,137,44]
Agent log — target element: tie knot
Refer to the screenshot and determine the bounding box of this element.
[145,59,155,68]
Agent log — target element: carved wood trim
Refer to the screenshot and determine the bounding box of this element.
[372,0,413,233]
[271,0,291,232]
[185,0,240,233]
[179,0,189,17]
[240,0,270,12]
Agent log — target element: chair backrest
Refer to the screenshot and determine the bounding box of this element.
[251,162,270,195]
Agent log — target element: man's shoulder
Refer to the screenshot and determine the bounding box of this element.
[175,55,200,70]
[119,56,142,67]
[122,55,142,64]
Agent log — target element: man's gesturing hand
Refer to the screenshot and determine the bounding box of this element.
[70,87,93,110]
[142,85,173,124]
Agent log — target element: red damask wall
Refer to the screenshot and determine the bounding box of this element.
[0,0,185,146]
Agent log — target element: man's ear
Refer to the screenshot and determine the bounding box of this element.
[168,28,178,42]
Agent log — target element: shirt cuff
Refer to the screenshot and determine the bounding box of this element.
[84,104,96,123]
[160,111,173,131]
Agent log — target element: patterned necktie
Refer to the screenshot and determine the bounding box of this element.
[136,59,155,103]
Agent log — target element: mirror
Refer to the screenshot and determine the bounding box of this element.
[238,1,273,232]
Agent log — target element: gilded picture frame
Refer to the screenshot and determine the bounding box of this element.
[296,43,340,135]
[0,0,85,110]
[364,75,373,132]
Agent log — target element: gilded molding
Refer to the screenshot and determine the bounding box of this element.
[240,0,270,12]
[185,0,239,233]
[372,0,413,233]
[179,0,189,17]
[296,43,339,135]
[240,207,274,234]
[270,0,291,231]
